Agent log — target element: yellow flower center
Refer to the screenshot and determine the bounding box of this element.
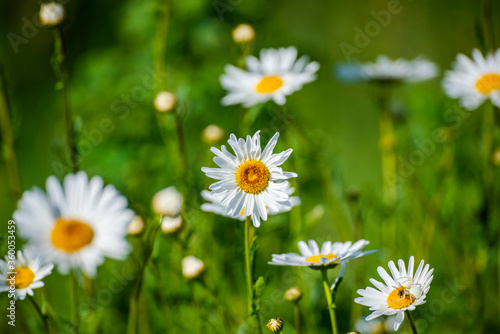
[305,253,337,263]
[12,267,35,289]
[476,73,500,95]
[51,218,94,252]
[387,286,416,309]
[256,75,283,94]
[235,160,270,194]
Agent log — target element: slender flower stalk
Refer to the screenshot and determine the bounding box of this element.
[244,217,253,313]
[28,295,51,334]
[52,27,78,172]
[405,310,418,334]
[321,270,338,334]
[0,65,21,201]
[293,303,301,334]
[71,271,80,334]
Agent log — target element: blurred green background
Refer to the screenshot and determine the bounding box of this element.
[1,0,499,333]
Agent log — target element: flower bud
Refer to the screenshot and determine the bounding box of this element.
[160,215,183,234]
[182,256,205,279]
[493,148,500,166]
[127,216,145,235]
[202,125,225,144]
[152,186,183,216]
[284,286,302,302]
[154,91,176,112]
[232,24,255,43]
[39,2,65,27]
[266,318,284,333]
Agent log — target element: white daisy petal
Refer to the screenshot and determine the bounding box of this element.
[220,46,319,107]
[355,256,433,331]
[14,172,134,277]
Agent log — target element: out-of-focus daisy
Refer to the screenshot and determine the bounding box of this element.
[443,49,500,110]
[220,46,319,107]
[355,256,433,331]
[182,256,205,279]
[336,56,438,84]
[269,239,374,269]
[127,216,145,235]
[14,172,134,277]
[201,131,297,227]
[0,250,53,300]
[200,185,300,221]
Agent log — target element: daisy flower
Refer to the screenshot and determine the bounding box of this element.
[354,256,434,331]
[336,55,438,84]
[200,184,300,221]
[0,250,53,300]
[269,239,374,269]
[220,46,319,107]
[13,172,134,277]
[443,48,500,110]
[201,131,297,227]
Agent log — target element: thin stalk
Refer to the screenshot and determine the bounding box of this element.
[405,310,418,334]
[482,103,494,193]
[153,0,171,90]
[293,303,301,334]
[28,295,51,334]
[71,270,80,334]
[377,83,397,255]
[174,110,188,187]
[53,27,78,172]
[320,270,338,334]
[244,216,253,314]
[482,0,496,49]
[0,65,21,201]
[378,84,397,206]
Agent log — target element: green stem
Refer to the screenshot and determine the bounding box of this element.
[378,84,397,206]
[482,103,494,197]
[174,110,188,187]
[293,303,301,334]
[154,0,171,91]
[377,83,397,256]
[482,0,496,49]
[244,216,253,315]
[71,271,80,334]
[28,295,51,334]
[321,270,338,334]
[0,65,21,201]
[405,310,418,334]
[53,27,78,172]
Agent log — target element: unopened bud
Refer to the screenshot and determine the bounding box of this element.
[182,256,205,279]
[152,186,183,216]
[154,91,176,112]
[161,215,182,234]
[127,216,145,235]
[40,2,65,27]
[266,318,284,333]
[232,24,255,43]
[284,287,302,302]
[202,125,225,144]
[493,148,500,166]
